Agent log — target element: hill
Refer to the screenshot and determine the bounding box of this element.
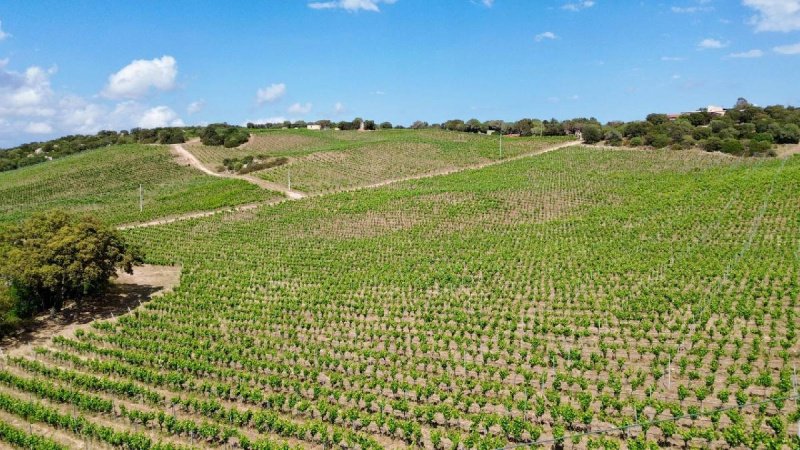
[0,139,796,448]
[0,143,278,227]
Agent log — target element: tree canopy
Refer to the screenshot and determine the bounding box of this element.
[0,211,142,317]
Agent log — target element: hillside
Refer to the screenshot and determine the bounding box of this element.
[0,143,279,227]
[189,129,574,193]
[0,140,797,448]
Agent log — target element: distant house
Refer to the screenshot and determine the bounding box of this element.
[667,104,728,121]
[486,130,496,135]
[307,124,322,131]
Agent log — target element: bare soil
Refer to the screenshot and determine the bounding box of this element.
[0,264,181,358]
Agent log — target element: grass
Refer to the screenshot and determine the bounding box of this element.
[0,143,278,226]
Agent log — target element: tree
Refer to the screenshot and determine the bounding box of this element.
[582,125,603,144]
[0,211,142,314]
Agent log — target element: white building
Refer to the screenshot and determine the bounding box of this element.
[307,124,322,130]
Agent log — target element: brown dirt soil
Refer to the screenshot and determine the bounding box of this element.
[0,264,181,358]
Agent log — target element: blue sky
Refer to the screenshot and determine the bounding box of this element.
[0,0,799,146]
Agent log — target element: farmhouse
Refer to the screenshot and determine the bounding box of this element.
[307,124,322,130]
[668,104,728,121]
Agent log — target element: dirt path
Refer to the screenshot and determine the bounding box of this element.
[172,142,308,199]
[0,265,181,359]
[121,139,581,230]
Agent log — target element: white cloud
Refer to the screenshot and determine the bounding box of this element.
[562,1,595,12]
[187,100,205,114]
[773,41,800,53]
[256,83,286,104]
[482,0,495,7]
[308,0,397,12]
[244,116,287,126]
[698,38,727,49]
[137,105,184,128]
[671,6,713,13]
[24,121,52,134]
[288,102,313,114]
[534,31,558,42]
[101,56,177,99]
[728,49,764,58]
[661,56,685,61]
[0,63,57,118]
[743,0,800,32]
[334,102,347,114]
[0,20,10,41]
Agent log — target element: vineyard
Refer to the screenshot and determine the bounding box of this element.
[0,144,279,227]
[188,129,573,193]
[0,144,799,448]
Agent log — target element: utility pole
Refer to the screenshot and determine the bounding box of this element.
[499,127,503,159]
[139,184,143,213]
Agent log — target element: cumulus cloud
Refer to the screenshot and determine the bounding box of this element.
[0,63,57,118]
[288,102,313,114]
[308,0,397,12]
[187,100,205,114]
[562,1,595,12]
[0,20,10,41]
[698,38,727,49]
[482,0,495,7]
[728,49,764,58]
[102,56,177,99]
[137,105,185,128]
[24,122,53,134]
[743,0,800,32]
[243,116,287,126]
[256,83,286,105]
[534,31,558,42]
[773,41,800,53]
[0,58,190,146]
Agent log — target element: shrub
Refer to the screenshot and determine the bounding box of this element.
[720,139,744,155]
[582,125,603,144]
[645,133,670,149]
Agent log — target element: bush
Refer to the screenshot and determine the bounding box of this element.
[224,130,250,148]
[702,137,722,153]
[605,129,623,146]
[645,133,671,149]
[582,125,603,144]
[629,137,644,147]
[775,123,800,144]
[747,139,772,155]
[156,128,186,144]
[721,139,745,155]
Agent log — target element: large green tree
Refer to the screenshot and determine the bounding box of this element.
[0,211,142,314]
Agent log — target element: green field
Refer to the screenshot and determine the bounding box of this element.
[1,145,797,448]
[189,129,574,193]
[0,144,278,226]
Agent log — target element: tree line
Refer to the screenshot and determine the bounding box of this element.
[0,127,188,173]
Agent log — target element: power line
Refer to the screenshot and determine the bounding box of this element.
[499,393,799,449]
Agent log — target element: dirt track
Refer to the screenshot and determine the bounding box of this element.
[171,142,307,199]
[120,139,582,230]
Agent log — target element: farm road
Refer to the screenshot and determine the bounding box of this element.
[121,139,582,230]
[171,141,307,199]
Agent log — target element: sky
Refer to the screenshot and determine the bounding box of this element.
[0,0,799,146]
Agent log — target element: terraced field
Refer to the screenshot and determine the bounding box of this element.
[2,145,798,448]
[0,144,279,227]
